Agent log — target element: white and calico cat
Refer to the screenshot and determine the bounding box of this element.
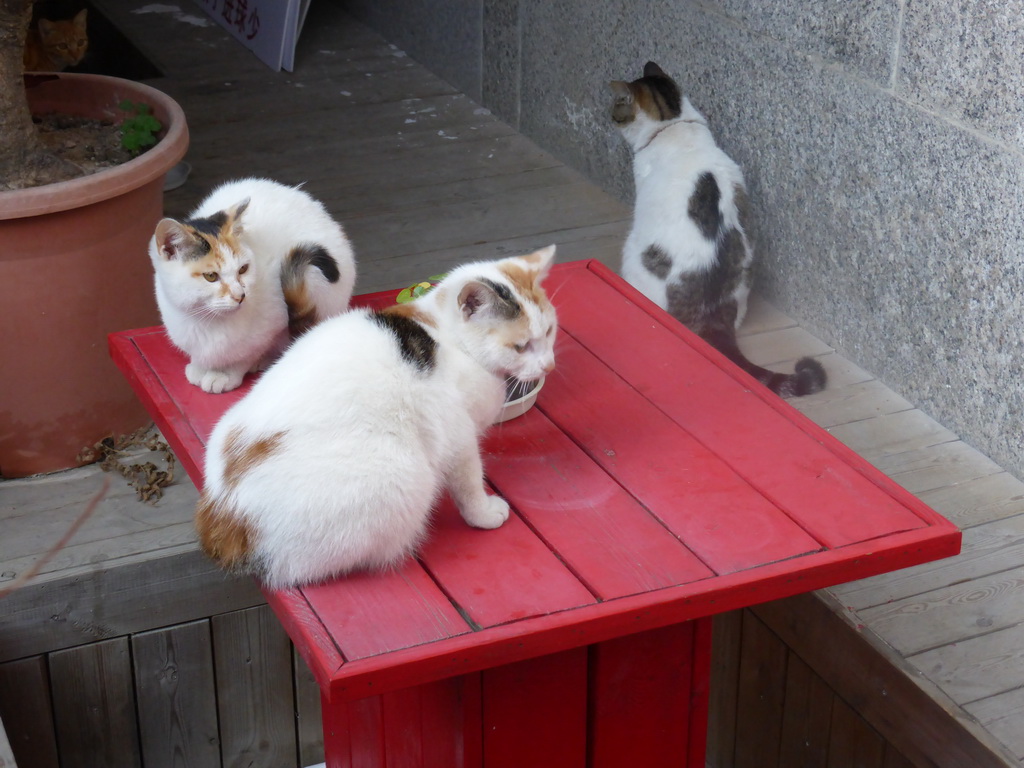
[195,246,558,588]
[611,62,825,397]
[150,178,356,393]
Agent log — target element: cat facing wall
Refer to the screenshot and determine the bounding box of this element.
[150,178,357,393]
[195,247,559,588]
[610,61,826,398]
[23,8,88,71]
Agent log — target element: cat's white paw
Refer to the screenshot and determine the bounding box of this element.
[187,363,244,394]
[461,495,510,530]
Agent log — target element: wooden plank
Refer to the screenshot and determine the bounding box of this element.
[211,605,297,767]
[132,621,220,768]
[587,624,694,767]
[548,268,932,549]
[708,612,743,768]
[872,440,1004,496]
[736,326,834,368]
[49,637,142,767]
[0,548,263,663]
[540,332,822,572]
[352,219,628,294]
[826,697,886,768]
[482,648,588,768]
[737,294,798,336]
[909,623,1024,705]
[340,178,628,262]
[860,566,1024,655]
[417,494,596,628]
[0,458,198,582]
[790,378,914,429]
[918,471,1024,530]
[827,409,958,461]
[732,611,787,768]
[779,654,833,768]
[882,745,917,768]
[964,686,1024,761]
[754,592,1020,768]
[300,561,470,663]
[294,647,325,767]
[0,656,59,768]
[836,512,1024,610]
[381,677,482,768]
[483,408,713,599]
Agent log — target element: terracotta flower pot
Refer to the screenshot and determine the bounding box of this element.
[0,73,189,478]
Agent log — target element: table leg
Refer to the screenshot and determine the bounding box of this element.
[588,619,712,768]
[320,620,712,768]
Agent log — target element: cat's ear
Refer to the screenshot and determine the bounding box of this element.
[520,245,556,280]
[154,218,198,261]
[458,280,515,322]
[643,61,667,79]
[74,8,87,26]
[225,198,250,235]
[609,80,632,101]
[37,18,55,35]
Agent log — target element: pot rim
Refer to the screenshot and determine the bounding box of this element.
[0,72,189,220]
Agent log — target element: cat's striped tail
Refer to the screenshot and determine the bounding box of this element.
[702,326,827,398]
[281,243,342,336]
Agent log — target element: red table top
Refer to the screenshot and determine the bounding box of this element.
[110,260,960,703]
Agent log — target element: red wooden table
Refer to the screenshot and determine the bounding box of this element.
[110,260,960,768]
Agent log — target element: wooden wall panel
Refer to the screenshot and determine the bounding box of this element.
[827,698,886,768]
[132,620,221,768]
[294,647,325,767]
[779,655,834,768]
[708,611,743,768]
[0,655,59,768]
[732,611,788,768]
[212,605,297,768]
[49,637,142,768]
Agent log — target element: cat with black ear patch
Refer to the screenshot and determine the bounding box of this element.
[610,61,825,397]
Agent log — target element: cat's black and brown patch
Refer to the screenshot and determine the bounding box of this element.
[195,426,283,572]
[610,61,683,125]
[282,243,342,336]
[374,308,438,371]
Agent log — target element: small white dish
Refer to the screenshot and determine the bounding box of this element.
[495,377,544,423]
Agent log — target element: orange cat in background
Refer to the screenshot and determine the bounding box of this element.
[23,8,88,71]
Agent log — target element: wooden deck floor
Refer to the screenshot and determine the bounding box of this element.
[3,0,1024,765]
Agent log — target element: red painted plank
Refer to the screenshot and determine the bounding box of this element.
[325,525,957,702]
[321,691,351,768]
[548,265,929,547]
[483,408,713,598]
[538,333,822,574]
[263,587,344,696]
[130,329,249,449]
[301,560,470,662]
[109,329,206,484]
[380,677,482,768]
[482,647,588,768]
[417,495,596,629]
[688,617,713,768]
[588,622,695,768]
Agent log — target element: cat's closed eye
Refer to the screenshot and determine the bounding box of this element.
[203,272,219,282]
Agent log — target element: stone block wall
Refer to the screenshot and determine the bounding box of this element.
[338,0,1024,477]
